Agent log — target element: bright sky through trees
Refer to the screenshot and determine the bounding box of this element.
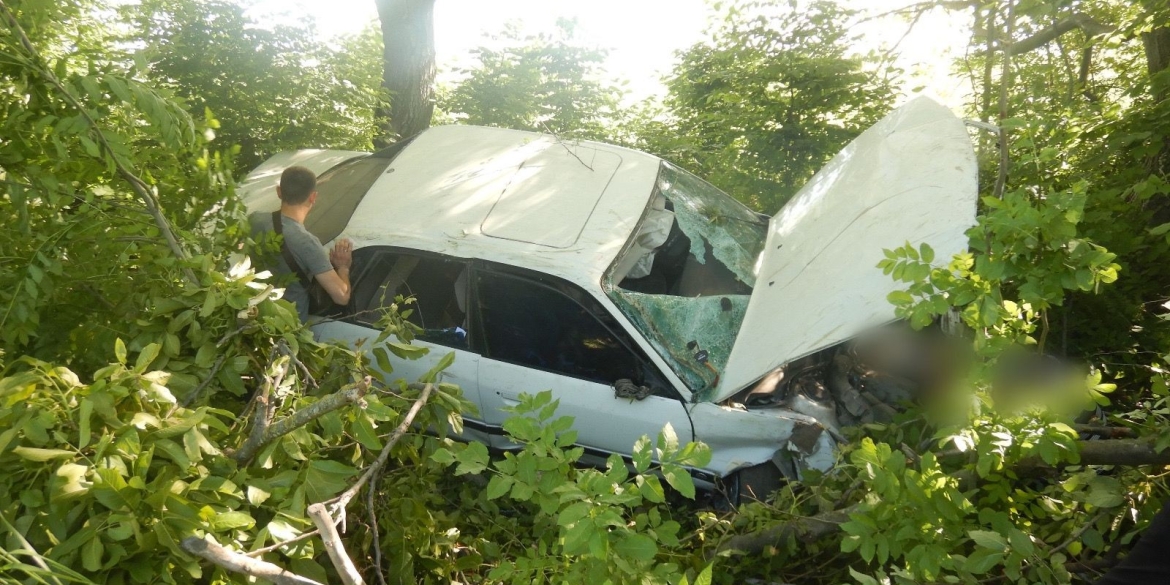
[251,0,971,107]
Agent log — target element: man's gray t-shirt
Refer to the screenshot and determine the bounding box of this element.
[249,211,334,323]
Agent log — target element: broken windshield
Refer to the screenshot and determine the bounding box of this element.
[606,162,767,400]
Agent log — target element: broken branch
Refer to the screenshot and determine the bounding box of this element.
[713,507,855,558]
[180,537,324,585]
[245,528,320,558]
[331,382,433,510]
[231,376,371,464]
[308,503,365,585]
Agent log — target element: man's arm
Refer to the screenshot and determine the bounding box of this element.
[316,238,353,305]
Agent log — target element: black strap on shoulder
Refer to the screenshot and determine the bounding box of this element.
[271,211,312,288]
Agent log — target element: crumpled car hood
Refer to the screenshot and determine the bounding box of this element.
[714,96,978,400]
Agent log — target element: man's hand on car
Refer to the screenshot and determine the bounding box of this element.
[331,238,353,269]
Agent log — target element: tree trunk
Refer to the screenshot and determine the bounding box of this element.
[1142,16,1170,177]
[1143,24,1170,103]
[375,0,436,144]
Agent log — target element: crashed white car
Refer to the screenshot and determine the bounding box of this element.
[239,96,977,501]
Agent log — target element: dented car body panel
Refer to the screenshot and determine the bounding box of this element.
[240,97,978,491]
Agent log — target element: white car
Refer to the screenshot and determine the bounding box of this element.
[239,96,977,501]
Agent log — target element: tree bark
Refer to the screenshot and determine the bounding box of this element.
[375,0,436,143]
[1005,13,1112,55]
[1146,28,1170,102]
[181,537,324,585]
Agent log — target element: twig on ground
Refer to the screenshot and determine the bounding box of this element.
[369,469,388,585]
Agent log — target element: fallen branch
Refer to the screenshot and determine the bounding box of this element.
[246,528,320,558]
[180,537,324,585]
[713,507,855,558]
[330,382,433,510]
[230,355,287,464]
[308,503,365,585]
[1065,438,1170,468]
[231,376,371,464]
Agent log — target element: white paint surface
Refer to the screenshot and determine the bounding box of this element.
[716,96,978,399]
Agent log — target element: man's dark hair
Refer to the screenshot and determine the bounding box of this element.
[279,166,317,205]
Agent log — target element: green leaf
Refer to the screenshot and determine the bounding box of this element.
[638,475,666,503]
[1087,476,1125,508]
[135,343,162,373]
[115,338,127,364]
[386,341,428,360]
[421,351,456,383]
[964,549,1005,574]
[13,446,75,461]
[211,511,256,531]
[848,568,880,585]
[632,436,653,473]
[919,242,935,263]
[303,460,357,502]
[969,530,1008,552]
[454,441,489,475]
[247,485,271,506]
[661,463,695,499]
[81,534,104,572]
[694,563,713,585]
[557,501,591,526]
[486,475,512,500]
[352,414,382,451]
[78,398,93,450]
[614,533,657,562]
[430,448,456,466]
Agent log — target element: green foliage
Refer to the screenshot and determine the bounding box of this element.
[0,0,238,364]
[428,390,711,585]
[646,0,897,213]
[439,19,626,141]
[124,0,387,170]
[0,255,472,583]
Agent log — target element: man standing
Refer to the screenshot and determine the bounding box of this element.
[250,165,353,323]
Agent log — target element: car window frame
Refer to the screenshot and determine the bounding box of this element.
[343,246,473,351]
[470,261,680,401]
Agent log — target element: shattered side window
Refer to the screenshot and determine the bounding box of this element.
[606,162,766,399]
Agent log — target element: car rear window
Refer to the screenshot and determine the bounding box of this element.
[305,139,413,243]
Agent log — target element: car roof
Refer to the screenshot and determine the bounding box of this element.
[333,125,663,288]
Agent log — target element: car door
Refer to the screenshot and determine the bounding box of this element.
[312,248,488,444]
[471,264,693,459]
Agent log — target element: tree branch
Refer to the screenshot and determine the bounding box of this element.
[1005,13,1113,55]
[1061,438,1170,468]
[246,528,320,558]
[713,507,855,558]
[330,382,432,510]
[308,504,365,585]
[0,0,197,284]
[231,376,371,464]
[180,537,324,585]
